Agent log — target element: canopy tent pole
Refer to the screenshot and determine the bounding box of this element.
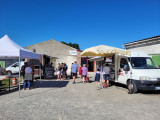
[41,55,43,80]
[18,50,21,98]
[100,58,104,88]
[39,58,41,80]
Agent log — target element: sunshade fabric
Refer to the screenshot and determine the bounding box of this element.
[81,45,130,56]
[0,35,40,59]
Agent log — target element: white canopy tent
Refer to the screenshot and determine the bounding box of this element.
[0,35,40,97]
[0,35,40,59]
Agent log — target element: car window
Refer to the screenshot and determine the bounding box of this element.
[120,58,128,68]
[12,63,19,67]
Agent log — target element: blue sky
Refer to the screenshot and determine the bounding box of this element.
[0,0,160,50]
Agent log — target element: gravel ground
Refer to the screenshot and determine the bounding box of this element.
[0,76,160,120]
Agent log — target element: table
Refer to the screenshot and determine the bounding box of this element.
[0,75,19,91]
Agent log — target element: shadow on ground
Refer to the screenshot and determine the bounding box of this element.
[0,86,19,96]
[110,81,160,94]
[33,80,69,88]
[0,80,69,96]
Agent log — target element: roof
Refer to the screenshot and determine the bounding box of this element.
[123,35,160,49]
[25,39,78,50]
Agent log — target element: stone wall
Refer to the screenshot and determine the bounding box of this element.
[25,39,81,74]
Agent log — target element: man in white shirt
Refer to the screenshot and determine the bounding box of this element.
[103,63,110,87]
[25,66,33,74]
[23,64,33,90]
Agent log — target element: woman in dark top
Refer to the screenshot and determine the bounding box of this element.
[95,69,100,84]
[61,63,66,80]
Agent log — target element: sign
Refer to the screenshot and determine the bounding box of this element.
[69,50,77,55]
[44,66,54,79]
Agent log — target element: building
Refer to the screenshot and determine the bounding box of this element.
[25,39,82,74]
[123,35,160,67]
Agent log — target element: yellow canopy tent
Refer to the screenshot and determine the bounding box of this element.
[81,45,130,57]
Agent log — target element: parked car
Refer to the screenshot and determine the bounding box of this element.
[5,61,25,75]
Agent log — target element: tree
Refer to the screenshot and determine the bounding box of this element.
[61,41,80,50]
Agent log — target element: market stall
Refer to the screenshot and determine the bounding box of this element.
[81,45,130,88]
[0,35,40,96]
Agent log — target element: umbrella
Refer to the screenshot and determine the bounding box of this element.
[81,45,130,57]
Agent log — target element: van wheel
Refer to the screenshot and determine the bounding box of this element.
[127,80,137,94]
[6,71,12,75]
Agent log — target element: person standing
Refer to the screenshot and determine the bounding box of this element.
[21,62,28,80]
[81,64,88,83]
[79,65,82,78]
[70,63,73,79]
[30,64,35,84]
[95,69,100,84]
[0,65,5,75]
[61,63,66,80]
[71,61,79,84]
[99,63,103,73]
[56,63,61,80]
[23,64,33,90]
[103,63,110,87]
[64,63,68,79]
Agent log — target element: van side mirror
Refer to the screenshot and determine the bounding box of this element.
[123,65,130,71]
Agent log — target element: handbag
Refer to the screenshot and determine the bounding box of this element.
[86,77,89,82]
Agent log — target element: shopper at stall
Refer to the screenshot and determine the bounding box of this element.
[95,69,100,84]
[70,63,73,79]
[103,63,110,87]
[64,63,68,79]
[56,63,61,80]
[99,63,104,73]
[81,64,88,83]
[79,65,82,78]
[21,62,28,79]
[23,64,34,90]
[30,64,35,84]
[0,65,5,75]
[71,61,79,84]
[61,63,67,80]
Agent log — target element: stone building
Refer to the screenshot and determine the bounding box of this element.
[123,35,160,66]
[25,39,81,74]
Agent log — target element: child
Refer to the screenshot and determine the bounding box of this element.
[81,64,88,83]
[95,69,100,84]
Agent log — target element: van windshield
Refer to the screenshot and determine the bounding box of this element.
[128,57,160,69]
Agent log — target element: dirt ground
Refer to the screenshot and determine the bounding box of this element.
[0,76,160,120]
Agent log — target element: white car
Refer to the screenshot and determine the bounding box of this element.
[5,61,25,75]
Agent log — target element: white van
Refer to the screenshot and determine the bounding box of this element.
[5,61,24,75]
[94,52,160,93]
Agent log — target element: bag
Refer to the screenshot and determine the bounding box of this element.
[86,77,89,82]
[104,83,107,87]
[24,73,33,81]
